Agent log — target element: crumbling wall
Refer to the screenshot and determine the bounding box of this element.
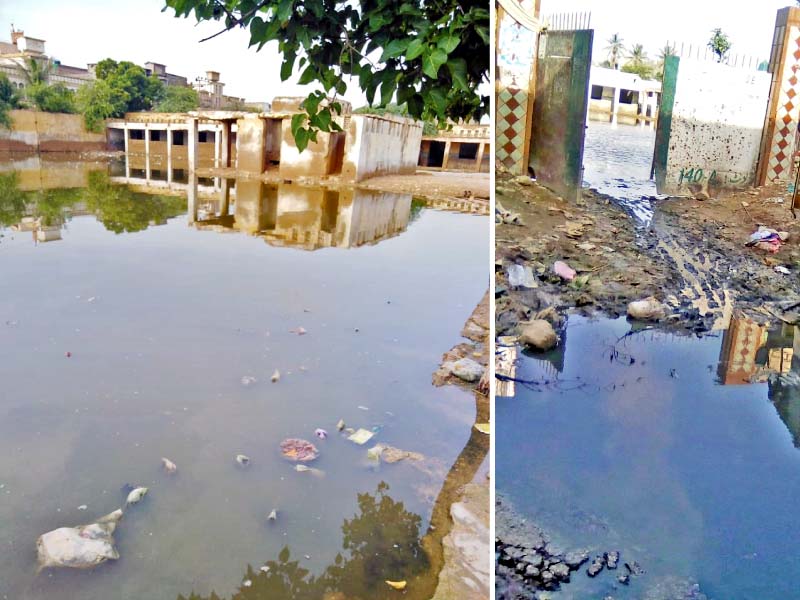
[656,58,771,196]
[0,110,107,153]
[342,114,423,182]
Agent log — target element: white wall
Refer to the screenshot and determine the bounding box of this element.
[344,115,423,182]
[663,60,771,194]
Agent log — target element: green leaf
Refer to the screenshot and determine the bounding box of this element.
[316,108,331,130]
[276,0,293,23]
[426,87,446,115]
[436,33,460,54]
[291,113,305,137]
[280,55,295,81]
[422,48,447,78]
[295,127,309,152]
[298,65,316,85]
[380,76,396,107]
[405,39,426,60]
[380,39,410,62]
[448,58,469,91]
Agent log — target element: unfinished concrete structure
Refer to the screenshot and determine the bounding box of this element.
[418,124,489,172]
[106,99,423,184]
[588,67,661,126]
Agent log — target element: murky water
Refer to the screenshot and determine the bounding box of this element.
[497,315,800,599]
[0,158,488,599]
[582,120,660,223]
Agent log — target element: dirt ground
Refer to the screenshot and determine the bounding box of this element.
[496,171,800,338]
[363,170,490,204]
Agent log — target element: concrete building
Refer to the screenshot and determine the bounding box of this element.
[588,66,661,125]
[193,70,250,110]
[144,61,188,87]
[418,123,489,172]
[106,97,423,183]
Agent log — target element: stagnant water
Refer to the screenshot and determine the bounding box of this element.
[497,315,800,599]
[582,120,661,223]
[0,160,488,599]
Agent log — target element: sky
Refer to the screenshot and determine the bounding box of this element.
[539,0,790,65]
[0,0,369,106]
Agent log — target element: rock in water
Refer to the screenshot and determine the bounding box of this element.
[37,509,124,571]
[519,320,558,351]
[451,358,485,382]
[627,297,666,321]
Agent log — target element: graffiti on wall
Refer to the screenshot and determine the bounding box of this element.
[677,167,751,186]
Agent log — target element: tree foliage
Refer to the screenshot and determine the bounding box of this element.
[26,82,77,113]
[708,28,731,63]
[0,74,22,129]
[155,85,200,112]
[605,33,625,69]
[164,0,489,150]
[76,79,129,131]
[94,59,165,111]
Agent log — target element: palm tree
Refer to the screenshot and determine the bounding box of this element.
[628,44,648,68]
[605,34,625,70]
[656,43,677,80]
[22,57,51,86]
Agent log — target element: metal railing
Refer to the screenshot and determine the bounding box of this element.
[543,11,591,31]
[667,41,766,71]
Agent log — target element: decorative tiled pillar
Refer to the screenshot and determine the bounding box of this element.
[495,0,540,175]
[758,7,800,185]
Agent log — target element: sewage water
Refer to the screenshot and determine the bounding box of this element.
[497,315,800,599]
[0,160,489,599]
[582,120,659,223]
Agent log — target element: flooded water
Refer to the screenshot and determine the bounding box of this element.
[582,120,660,223]
[0,158,488,599]
[497,315,800,599]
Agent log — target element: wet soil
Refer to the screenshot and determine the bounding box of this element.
[496,172,800,338]
[362,171,490,205]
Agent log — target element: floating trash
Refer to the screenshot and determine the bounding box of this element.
[314,428,328,440]
[240,375,257,386]
[37,509,124,571]
[348,428,375,445]
[336,419,345,431]
[268,509,277,521]
[290,327,307,335]
[271,369,280,383]
[236,454,251,467]
[294,465,325,476]
[280,438,319,462]
[386,580,407,590]
[161,457,177,474]
[125,487,148,506]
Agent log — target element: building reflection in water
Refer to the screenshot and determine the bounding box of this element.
[190,179,414,251]
[719,316,800,447]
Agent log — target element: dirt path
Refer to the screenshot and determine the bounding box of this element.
[496,173,800,338]
[362,171,489,204]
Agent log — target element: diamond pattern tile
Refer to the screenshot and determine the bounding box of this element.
[496,86,530,174]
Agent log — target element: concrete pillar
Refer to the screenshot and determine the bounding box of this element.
[167,124,173,183]
[145,126,151,182]
[442,140,452,170]
[123,125,130,155]
[221,121,231,168]
[214,127,221,168]
[219,178,231,216]
[475,141,486,172]
[125,149,130,179]
[187,118,199,173]
[610,87,619,125]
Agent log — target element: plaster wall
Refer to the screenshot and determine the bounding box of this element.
[661,60,771,195]
[0,110,107,153]
[342,115,423,182]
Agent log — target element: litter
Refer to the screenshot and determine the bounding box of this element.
[236,454,251,466]
[37,509,124,571]
[474,423,490,434]
[294,465,325,476]
[336,419,346,431]
[77,505,88,511]
[553,261,576,281]
[271,370,280,383]
[775,265,791,275]
[161,458,177,474]
[368,444,424,463]
[386,580,407,591]
[268,509,277,521]
[627,297,666,321]
[314,428,328,440]
[290,327,307,335]
[746,226,789,253]
[357,405,369,411]
[240,375,257,386]
[506,264,538,289]
[280,438,319,462]
[348,429,375,445]
[125,487,148,506]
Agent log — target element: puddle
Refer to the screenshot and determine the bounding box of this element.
[0,159,488,599]
[582,120,661,224]
[497,314,800,599]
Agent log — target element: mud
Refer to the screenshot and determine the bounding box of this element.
[495,172,800,338]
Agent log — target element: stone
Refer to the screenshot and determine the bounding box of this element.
[549,562,570,581]
[694,191,710,201]
[37,509,124,571]
[522,553,543,568]
[564,550,589,569]
[627,297,666,321]
[606,550,620,569]
[451,358,485,383]
[513,175,533,186]
[587,555,605,577]
[519,320,558,351]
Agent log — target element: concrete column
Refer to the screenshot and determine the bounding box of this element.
[123,125,130,155]
[214,127,221,168]
[125,149,130,179]
[167,124,173,183]
[145,127,151,182]
[221,121,231,168]
[475,141,486,172]
[442,140,452,170]
[187,118,199,173]
[610,87,619,125]
[219,178,231,216]
[187,173,198,224]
